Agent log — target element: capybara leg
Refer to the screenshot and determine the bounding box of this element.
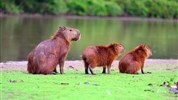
[102,66,106,74]
[107,66,111,74]
[85,67,89,74]
[53,68,58,73]
[84,63,89,74]
[141,68,145,74]
[59,62,64,74]
[51,68,58,75]
[88,65,96,75]
[141,64,145,74]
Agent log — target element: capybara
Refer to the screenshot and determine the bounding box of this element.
[82,43,125,75]
[27,26,80,74]
[118,44,152,74]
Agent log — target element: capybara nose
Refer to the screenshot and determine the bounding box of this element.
[77,32,81,40]
[150,51,152,56]
[123,48,125,52]
[78,32,80,36]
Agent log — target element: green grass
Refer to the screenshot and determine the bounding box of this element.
[1,66,178,100]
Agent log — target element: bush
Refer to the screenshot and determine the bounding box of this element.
[127,0,149,17]
[145,0,178,18]
[0,0,177,18]
[0,0,22,14]
[86,0,108,16]
[105,1,123,16]
[48,0,68,14]
[66,0,123,16]
[66,0,87,16]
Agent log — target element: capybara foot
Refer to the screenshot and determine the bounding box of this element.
[50,72,57,75]
[91,73,96,75]
[85,69,89,74]
[146,72,152,74]
[102,70,106,74]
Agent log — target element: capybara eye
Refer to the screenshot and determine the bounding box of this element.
[118,45,122,48]
[69,30,72,31]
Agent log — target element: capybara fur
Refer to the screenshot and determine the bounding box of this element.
[82,43,125,75]
[27,26,80,74]
[118,44,152,74]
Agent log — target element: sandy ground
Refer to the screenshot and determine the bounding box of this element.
[0,59,177,72]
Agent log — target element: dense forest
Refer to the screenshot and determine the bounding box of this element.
[0,0,178,18]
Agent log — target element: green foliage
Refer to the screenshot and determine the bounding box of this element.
[0,0,22,13]
[105,1,123,16]
[167,78,175,86]
[86,0,108,16]
[127,0,149,17]
[48,0,68,14]
[66,0,87,16]
[66,0,122,16]
[145,0,178,18]
[0,0,178,18]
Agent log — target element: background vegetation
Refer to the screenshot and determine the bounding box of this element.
[0,0,178,18]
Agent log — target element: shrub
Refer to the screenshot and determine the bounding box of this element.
[48,0,68,14]
[145,0,178,18]
[127,0,149,17]
[66,0,87,16]
[105,1,123,16]
[86,0,108,16]
[0,0,177,18]
[0,0,22,14]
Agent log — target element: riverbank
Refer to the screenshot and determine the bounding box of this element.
[1,59,177,71]
[0,14,178,22]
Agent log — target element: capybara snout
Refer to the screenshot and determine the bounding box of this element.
[72,32,81,41]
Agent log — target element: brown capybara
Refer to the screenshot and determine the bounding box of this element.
[27,26,80,74]
[82,43,125,75]
[118,44,152,74]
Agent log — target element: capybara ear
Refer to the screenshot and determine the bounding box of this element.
[59,26,66,31]
[140,44,145,47]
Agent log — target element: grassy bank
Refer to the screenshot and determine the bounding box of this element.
[1,63,178,100]
[0,0,178,18]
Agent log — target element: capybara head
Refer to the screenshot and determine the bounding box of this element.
[52,26,81,41]
[108,43,125,54]
[136,44,152,58]
[60,26,80,41]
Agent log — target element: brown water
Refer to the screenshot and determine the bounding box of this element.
[0,16,177,62]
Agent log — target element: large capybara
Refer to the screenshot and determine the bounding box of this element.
[118,44,152,74]
[27,26,80,74]
[82,43,125,75]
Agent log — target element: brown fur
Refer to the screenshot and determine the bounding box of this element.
[27,26,80,74]
[82,43,125,75]
[118,44,152,74]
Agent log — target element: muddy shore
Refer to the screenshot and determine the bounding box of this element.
[1,59,177,71]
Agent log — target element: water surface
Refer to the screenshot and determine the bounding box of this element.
[0,16,177,62]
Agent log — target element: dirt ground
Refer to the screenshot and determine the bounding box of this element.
[0,59,177,72]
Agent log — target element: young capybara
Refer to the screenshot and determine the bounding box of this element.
[82,43,125,75]
[27,26,80,74]
[118,44,152,74]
